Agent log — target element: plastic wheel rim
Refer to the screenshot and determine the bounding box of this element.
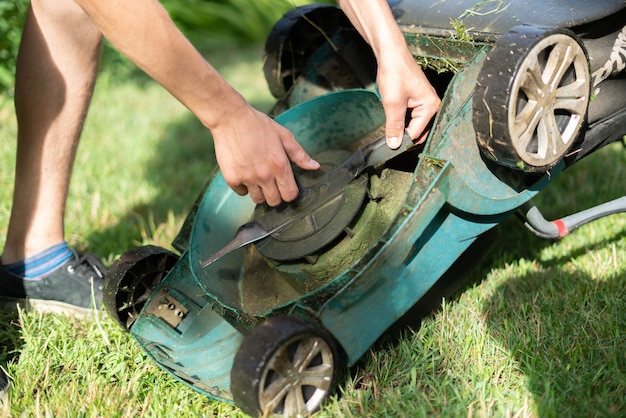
[508,33,590,168]
[103,246,178,331]
[258,334,334,416]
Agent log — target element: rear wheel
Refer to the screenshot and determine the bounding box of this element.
[263,4,375,100]
[474,24,591,172]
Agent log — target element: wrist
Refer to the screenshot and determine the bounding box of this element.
[198,85,249,131]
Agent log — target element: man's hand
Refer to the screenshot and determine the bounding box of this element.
[212,104,319,207]
[377,52,441,148]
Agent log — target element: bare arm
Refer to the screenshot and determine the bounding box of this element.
[337,0,441,147]
[73,0,319,206]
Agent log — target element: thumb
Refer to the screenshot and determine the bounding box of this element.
[384,106,407,150]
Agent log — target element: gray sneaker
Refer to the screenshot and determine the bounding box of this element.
[0,367,8,405]
[0,250,106,316]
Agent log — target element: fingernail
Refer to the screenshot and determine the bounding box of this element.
[388,136,401,149]
[310,158,320,169]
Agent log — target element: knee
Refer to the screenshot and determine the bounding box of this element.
[30,0,102,44]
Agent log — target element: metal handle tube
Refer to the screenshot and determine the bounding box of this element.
[519,196,626,239]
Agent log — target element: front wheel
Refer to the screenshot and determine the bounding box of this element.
[231,315,339,417]
[103,245,179,331]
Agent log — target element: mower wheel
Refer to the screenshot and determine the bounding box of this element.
[474,24,590,172]
[231,315,338,417]
[103,245,179,331]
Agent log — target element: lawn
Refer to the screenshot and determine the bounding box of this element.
[0,39,625,417]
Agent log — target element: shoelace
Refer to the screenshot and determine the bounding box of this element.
[67,251,106,280]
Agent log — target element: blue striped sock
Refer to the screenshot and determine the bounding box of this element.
[3,242,73,279]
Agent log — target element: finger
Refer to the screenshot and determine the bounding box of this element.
[282,140,320,171]
[406,118,427,144]
[247,185,267,205]
[410,124,430,145]
[383,102,407,149]
[406,106,436,144]
[230,184,248,197]
[274,163,300,203]
[262,181,285,207]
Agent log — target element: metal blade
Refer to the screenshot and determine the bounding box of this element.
[362,130,414,170]
[200,220,284,267]
[201,130,414,267]
[341,130,413,178]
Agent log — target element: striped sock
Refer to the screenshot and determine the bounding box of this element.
[3,242,73,279]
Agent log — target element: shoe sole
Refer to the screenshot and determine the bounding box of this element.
[0,296,101,318]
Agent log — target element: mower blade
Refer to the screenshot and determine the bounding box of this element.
[342,130,414,178]
[200,217,296,268]
[200,221,272,267]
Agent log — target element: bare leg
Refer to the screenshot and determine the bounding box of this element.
[1,0,102,265]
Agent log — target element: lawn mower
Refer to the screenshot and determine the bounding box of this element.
[103,1,626,416]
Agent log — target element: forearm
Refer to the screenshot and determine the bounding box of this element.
[337,0,440,145]
[336,0,411,62]
[74,0,245,130]
[73,0,319,206]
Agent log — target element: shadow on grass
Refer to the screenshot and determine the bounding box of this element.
[343,143,626,414]
[483,259,626,416]
[479,145,626,414]
[463,145,625,415]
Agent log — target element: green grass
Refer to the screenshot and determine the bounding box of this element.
[1,41,625,417]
